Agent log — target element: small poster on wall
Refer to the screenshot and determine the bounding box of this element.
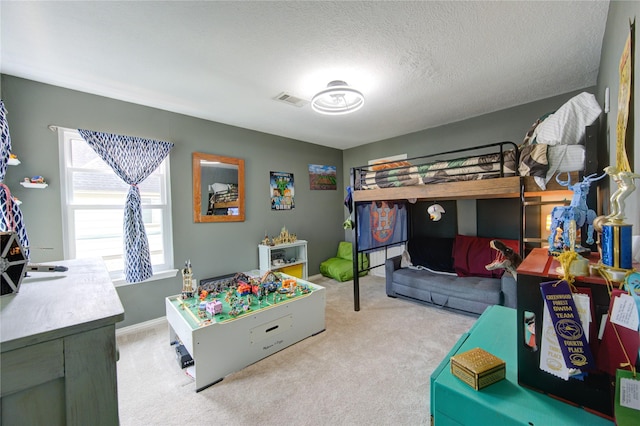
[308,164,337,190]
[270,171,295,210]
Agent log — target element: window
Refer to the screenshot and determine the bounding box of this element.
[58,128,174,284]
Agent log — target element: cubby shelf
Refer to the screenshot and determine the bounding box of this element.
[258,240,308,280]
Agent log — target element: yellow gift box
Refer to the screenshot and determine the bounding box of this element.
[450,347,506,390]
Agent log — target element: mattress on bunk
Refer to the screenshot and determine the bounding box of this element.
[358,150,517,190]
[208,183,239,203]
[531,144,586,190]
[213,189,238,203]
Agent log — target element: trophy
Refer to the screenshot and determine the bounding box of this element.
[600,166,638,276]
[598,28,639,279]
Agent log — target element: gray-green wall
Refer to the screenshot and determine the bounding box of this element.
[596,0,640,231]
[1,75,345,327]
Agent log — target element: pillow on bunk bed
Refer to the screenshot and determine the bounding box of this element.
[518,143,548,179]
[452,235,519,279]
[518,115,550,180]
[532,92,602,146]
[371,160,412,171]
[545,144,586,178]
[532,133,587,190]
[517,93,598,190]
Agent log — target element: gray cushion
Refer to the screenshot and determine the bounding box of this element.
[391,268,502,306]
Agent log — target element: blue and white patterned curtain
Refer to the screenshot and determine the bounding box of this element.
[0,100,30,259]
[78,129,173,283]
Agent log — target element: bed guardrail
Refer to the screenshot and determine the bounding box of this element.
[351,140,519,190]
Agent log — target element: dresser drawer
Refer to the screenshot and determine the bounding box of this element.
[1,339,64,396]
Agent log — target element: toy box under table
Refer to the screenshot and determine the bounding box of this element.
[165,271,325,391]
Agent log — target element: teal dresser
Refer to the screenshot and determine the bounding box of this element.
[430,305,613,425]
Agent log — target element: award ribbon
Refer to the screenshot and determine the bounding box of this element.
[624,271,640,363]
[540,280,595,370]
[624,272,640,326]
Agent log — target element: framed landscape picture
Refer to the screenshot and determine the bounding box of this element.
[308,164,336,190]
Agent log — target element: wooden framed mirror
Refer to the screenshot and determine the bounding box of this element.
[193,152,245,222]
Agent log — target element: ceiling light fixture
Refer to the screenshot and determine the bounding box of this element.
[311,80,364,115]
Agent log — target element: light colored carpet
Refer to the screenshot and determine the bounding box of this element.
[116,274,477,426]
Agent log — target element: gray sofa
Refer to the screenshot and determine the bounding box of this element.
[385,236,517,315]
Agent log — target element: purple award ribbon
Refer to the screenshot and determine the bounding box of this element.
[540,280,595,370]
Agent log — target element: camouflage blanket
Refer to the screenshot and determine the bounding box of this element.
[357,150,519,190]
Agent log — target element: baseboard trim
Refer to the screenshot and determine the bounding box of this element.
[116,316,166,337]
[308,273,323,281]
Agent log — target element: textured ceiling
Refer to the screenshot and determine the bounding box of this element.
[0,1,610,150]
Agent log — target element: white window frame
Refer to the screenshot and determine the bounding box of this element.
[57,127,175,285]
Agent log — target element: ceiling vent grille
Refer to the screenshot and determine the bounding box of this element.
[274,92,308,108]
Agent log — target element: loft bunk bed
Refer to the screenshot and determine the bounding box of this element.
[348,92,601,311]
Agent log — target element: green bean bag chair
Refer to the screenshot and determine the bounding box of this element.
[320,241,369,282]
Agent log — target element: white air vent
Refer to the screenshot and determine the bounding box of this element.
[274,92,308,108]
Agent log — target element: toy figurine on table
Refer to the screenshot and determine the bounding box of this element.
[174,270,314,326]
[546,172,605,255]
[181,260,195,299]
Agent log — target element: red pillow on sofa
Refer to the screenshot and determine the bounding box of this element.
[453,235,519,278]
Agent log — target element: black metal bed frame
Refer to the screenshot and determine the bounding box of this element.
[348,123,599,311]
